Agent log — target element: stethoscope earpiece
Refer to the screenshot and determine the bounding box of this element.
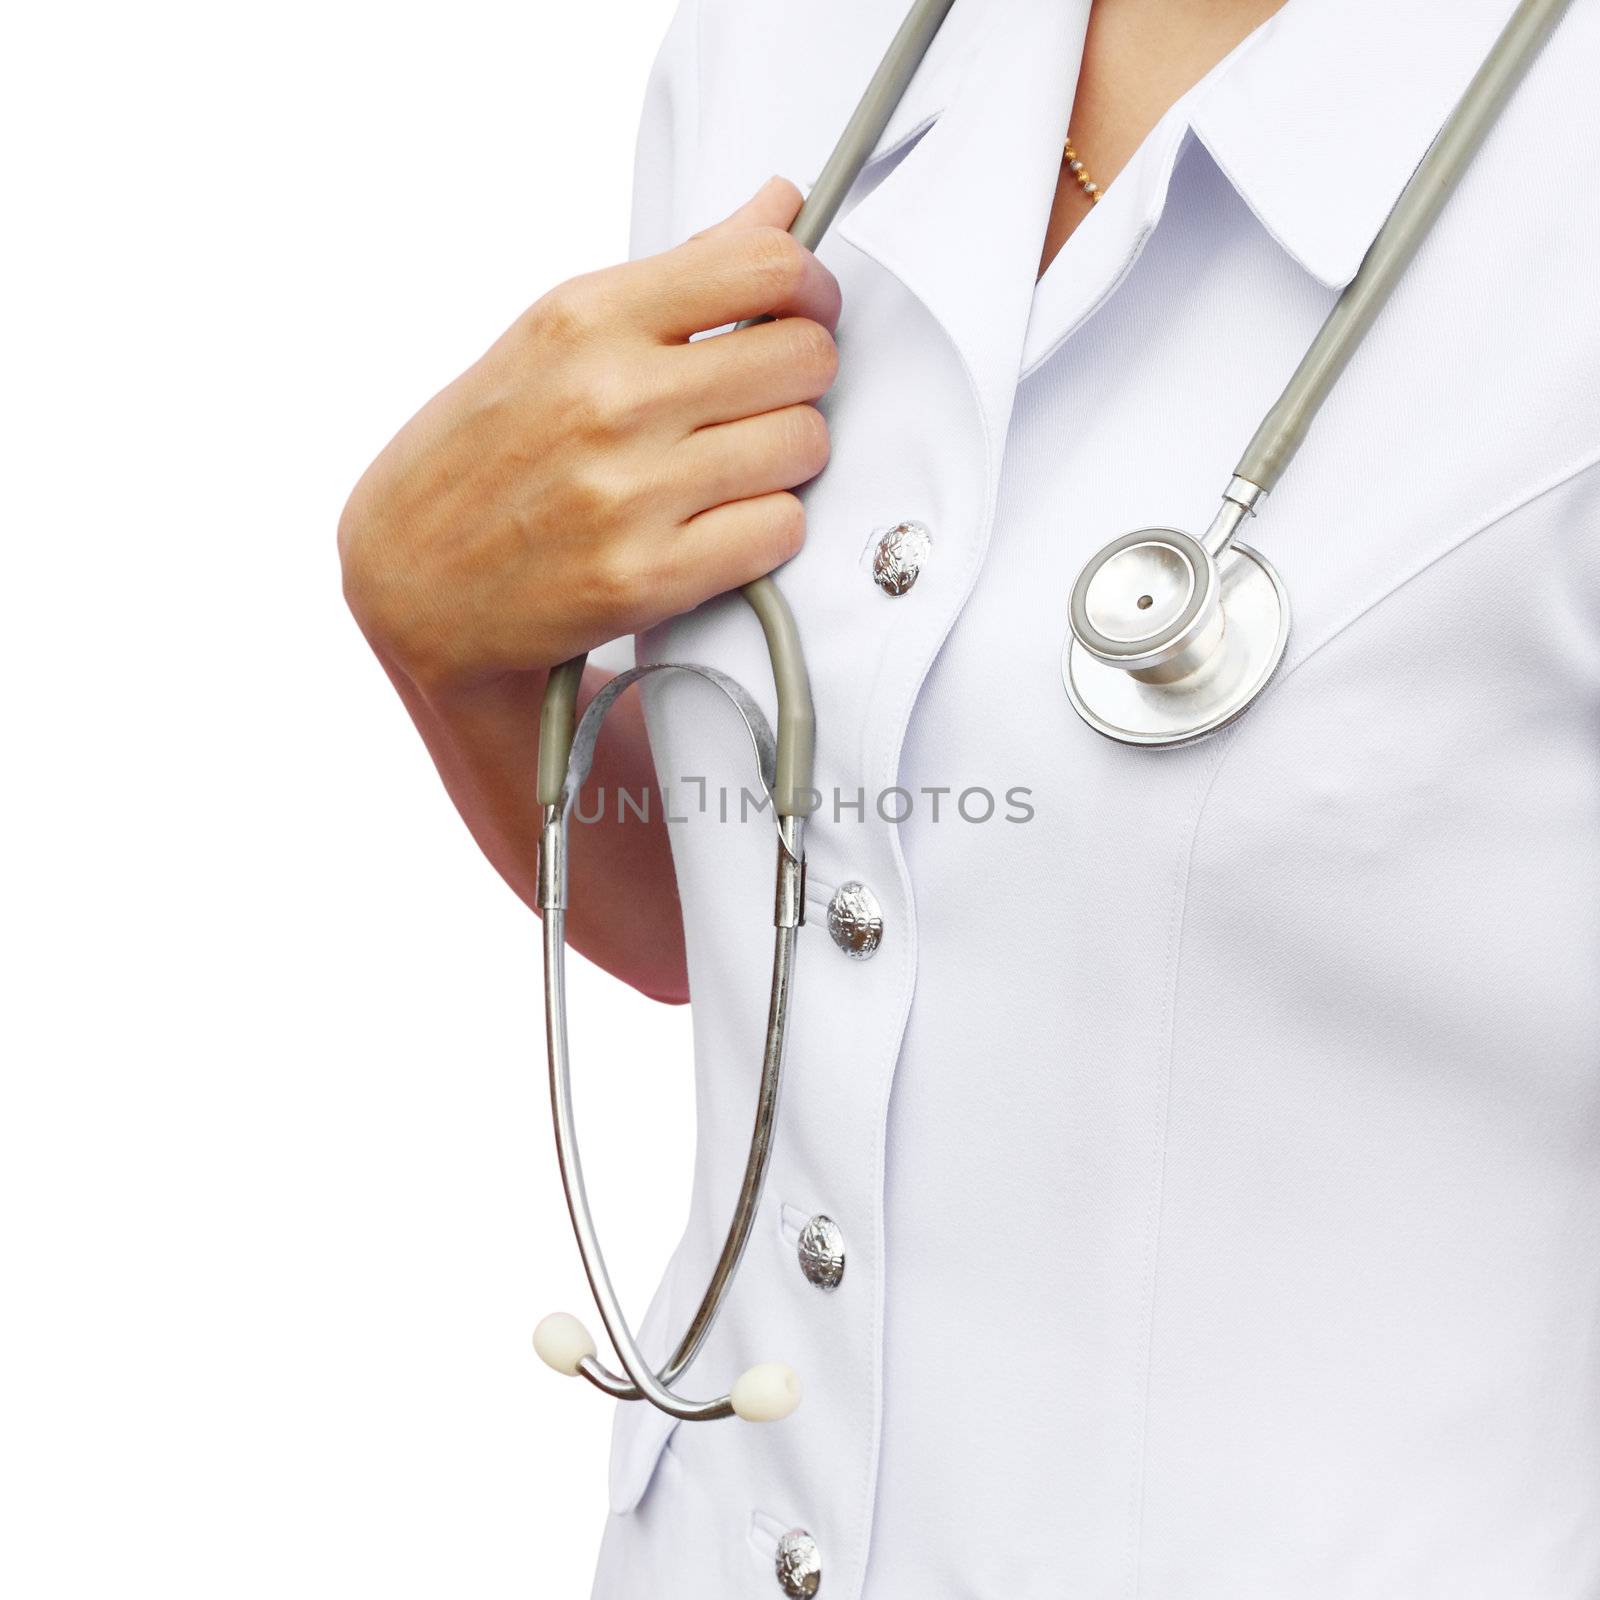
[533,1311,597,1377]
[729,1361,804,1423]
[1062,480,1290,747]
[533,1314,802,1422]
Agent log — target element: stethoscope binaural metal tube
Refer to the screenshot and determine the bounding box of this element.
[542,897,735,1420]
[1064,0,1575,748]
[540,824,804,1420]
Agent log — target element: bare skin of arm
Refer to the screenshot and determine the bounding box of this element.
[339,0,1286,1007]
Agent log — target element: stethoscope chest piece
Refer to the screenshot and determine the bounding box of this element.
[1062,525,1290,748]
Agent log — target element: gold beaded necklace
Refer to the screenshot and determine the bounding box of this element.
[1062,135,1103,204]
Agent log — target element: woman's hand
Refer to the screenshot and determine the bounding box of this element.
[339,176,840,693]
[338,177,838,1002]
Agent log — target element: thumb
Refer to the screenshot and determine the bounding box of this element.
[692,175,806,240]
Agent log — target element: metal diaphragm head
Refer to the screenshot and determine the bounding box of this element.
[1063,526,1290,748]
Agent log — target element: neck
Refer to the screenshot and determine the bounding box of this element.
[1039,0,1291,277]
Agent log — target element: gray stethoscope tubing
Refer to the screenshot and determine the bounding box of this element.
[532,0,1570,1425]
[1234,0,1573,498]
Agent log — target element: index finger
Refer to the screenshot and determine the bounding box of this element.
[617,225,843,342]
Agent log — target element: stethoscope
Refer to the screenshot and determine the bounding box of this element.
[530,0,1572,1424]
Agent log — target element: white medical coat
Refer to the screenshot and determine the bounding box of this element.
[592,1,1600,1594]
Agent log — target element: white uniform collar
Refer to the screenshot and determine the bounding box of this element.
[1191,0,1521,288]
[831,0,1093,453]
[826,0,1524,314]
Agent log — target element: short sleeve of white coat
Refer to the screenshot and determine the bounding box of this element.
[628,0,703,262]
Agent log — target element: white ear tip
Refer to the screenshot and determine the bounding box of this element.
[533,1312,596,1376]
[730,1362,801,1422]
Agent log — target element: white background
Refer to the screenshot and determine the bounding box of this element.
[2,2,691,1593]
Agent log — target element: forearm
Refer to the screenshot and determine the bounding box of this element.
[374,647,690,1004]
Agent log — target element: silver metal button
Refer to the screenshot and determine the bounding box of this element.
[870,519,931,595]
[797,1215,845,1291]
[826,881,883,960]
[775,1529,822,1597]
